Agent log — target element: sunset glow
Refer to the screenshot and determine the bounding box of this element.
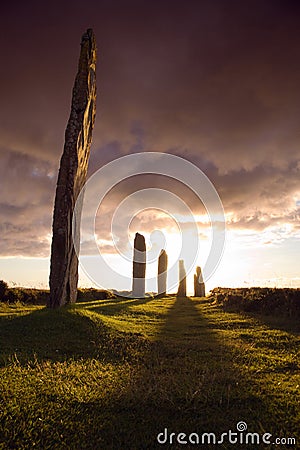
[0,1,299,293]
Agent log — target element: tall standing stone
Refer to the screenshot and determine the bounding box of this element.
[177,259,187,297]
[194,266,205,297]
[132,232,146,298]
[157,249,168,297]
[48,29,97,308]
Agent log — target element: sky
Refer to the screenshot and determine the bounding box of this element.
[0,0,299,293]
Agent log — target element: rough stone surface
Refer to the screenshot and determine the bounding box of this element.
[132,232,146,298]
[194,266,205,297]
[48,29,97,308]
[177,259,187,297]
[157,249,168,296]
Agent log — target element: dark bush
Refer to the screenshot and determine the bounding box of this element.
[77,288,115,302]
[1,286,49,305]
[0,280,8,300]
[0,284,114,305]
[209,287,300,318]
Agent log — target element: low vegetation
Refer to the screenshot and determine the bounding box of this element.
[0,280,113,305]
[209,287,300,318]
[0,293,299,449]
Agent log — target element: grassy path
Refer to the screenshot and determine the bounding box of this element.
[0,297,299,449]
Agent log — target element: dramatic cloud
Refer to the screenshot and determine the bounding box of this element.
[0,0,299,266]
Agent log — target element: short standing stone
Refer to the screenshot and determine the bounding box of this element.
[132,232,146,298]
[157,249,168,296]
[48,29,97,308]
[194,266,205,297]
[177,259,187,297]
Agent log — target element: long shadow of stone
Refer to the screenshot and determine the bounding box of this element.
[0,306,101,366]
[0,295,157,368]
[104,296,270,448]
[53,296,289,449]
[240,310,300,335]
[83,295,159,317]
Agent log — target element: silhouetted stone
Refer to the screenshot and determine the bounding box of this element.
[194,266,205,297]
[177,259,187,297]
[48,29,97,308]
[132,233,146,298]
[157,249,168,296]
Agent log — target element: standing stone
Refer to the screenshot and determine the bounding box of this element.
[132,233,146,298]
[157,249,168,297]
[194,266,205,297]
[177,259,187,297]
[48,29,97,308]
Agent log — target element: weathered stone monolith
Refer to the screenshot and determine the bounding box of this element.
[132,233,146,298]
[157,249,168,296]
[177,259,187,297]
[194,266,205,297]
[48,29,97,308]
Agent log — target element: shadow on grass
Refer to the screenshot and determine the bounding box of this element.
[213,300,300,335]
[0,297,157,367]
[1,297,299,449]
[42,297,296,449]
[81,295,159,317]
[94,296,272,448]
[243,310,300,335]
[0,307,102,365]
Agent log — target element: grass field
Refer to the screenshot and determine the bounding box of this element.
[0,296,299,449]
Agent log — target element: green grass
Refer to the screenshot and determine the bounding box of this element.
[0,297,299,449]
